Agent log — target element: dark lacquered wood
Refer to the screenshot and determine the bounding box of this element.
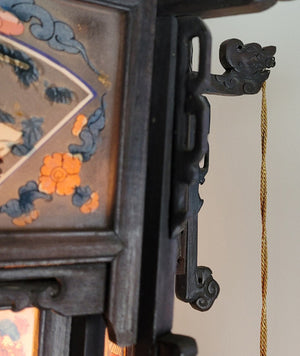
[70,314,105,356]
[39,310,72,356]
[158,0,279,17]
[102,0,158,345]
[0,232,122,267]
[134,16,179,355]
[158,333,198,356]
[0,264,106,315]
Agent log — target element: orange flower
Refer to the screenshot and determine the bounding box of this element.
[72,114,87,136]
[80,192,99,214]
[12,210,39,227]
[39,153,81,195]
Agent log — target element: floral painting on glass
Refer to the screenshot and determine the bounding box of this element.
[0,0,125,230]
[104,330,127,356]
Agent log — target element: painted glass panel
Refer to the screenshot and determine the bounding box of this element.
[0,308,39,356]
[104,330,127,356]
[0,0,125,230]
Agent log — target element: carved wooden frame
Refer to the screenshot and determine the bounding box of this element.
[0,0,157,347]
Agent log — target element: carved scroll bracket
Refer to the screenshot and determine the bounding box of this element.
[0,279,60,312]
[0,263,106,316]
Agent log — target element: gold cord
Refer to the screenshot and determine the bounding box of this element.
[260,82,268,356]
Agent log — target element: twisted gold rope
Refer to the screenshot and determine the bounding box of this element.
[260,82,268,356]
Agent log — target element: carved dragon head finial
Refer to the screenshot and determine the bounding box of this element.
[218,39,276,94]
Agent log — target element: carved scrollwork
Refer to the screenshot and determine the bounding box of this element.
[190,267,220,312]
[0,279,60,311]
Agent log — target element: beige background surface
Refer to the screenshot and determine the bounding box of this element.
[173,1,300,355]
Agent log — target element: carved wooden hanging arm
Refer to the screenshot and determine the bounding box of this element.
[172,16,276,312]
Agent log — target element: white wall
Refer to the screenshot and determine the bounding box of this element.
[173,2,300,355]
